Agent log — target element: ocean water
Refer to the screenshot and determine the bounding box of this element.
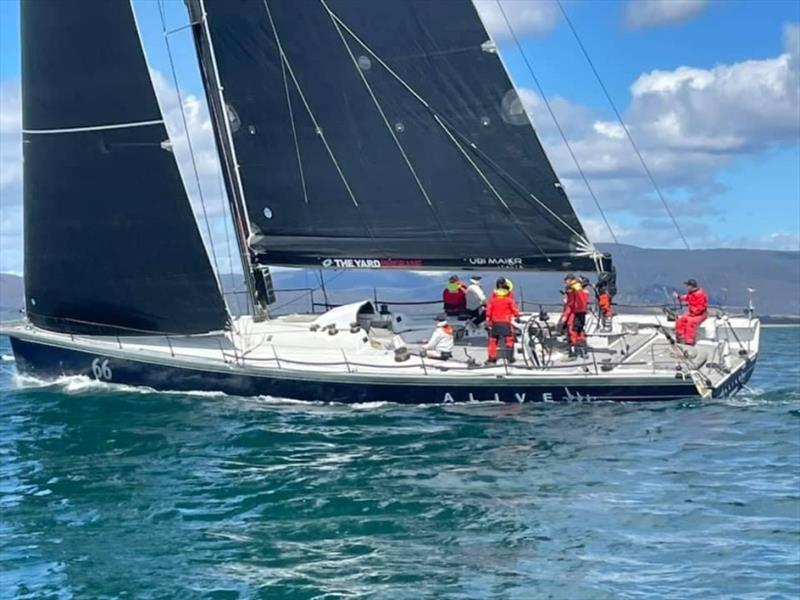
[0,329,798,600]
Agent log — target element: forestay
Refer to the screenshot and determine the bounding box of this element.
[193,0,602,271]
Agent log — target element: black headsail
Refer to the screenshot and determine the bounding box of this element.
[21,0,229,335]
[189,0,607,272]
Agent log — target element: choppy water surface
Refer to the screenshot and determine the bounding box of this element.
[1,329,798,599]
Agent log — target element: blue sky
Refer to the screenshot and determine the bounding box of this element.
[0,0,799,274]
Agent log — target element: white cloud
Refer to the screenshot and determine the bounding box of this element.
[0,81,22,274]
[624,0,708,30]
[517,23,800,244]
[0,82,21,191]
[730,231,800,251]
[149,69,241,275]
[473,0,560,41]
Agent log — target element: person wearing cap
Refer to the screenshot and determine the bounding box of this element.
[465,275,487,325]
[485,278,520,364]
[421,314,454,360]
[560,274,589,359]
[672,279,708,345]
[442,275,467,316]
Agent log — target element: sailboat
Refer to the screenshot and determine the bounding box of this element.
[2,0,759,403]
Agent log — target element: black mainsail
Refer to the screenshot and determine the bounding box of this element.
[21,0,229,335]
[189,0,602,272]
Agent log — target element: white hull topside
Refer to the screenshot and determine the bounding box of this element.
[2,300,760,401]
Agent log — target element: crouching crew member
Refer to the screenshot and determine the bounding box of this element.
[442,275,467,316]
[422,314,454,360]
[485,278,520,364]
[562,274,589,359]
[672,278,708,345]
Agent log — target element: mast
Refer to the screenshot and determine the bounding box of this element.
[185,0,272,319]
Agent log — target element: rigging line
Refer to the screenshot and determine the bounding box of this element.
[555,0,691,251]
[156,0,224,291]
[495,0,618,246]
[216,165,237,291]
[326,9,592,250]
[278,40,309,205]
[321,1,450,238]
[261,0,365,217]
[433,114,551,261]
[321,0,434,211]
[315,269,330,308]
[443,123,594,253]
[269,269,346,315]
[196,0,256,319]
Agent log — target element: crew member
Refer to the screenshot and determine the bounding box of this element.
[561,274,589,359]
[421,314,454,360]
[465,275,487,325]
[498,276,515,298]
[596,278,614,331]
[442,275,467,316]
[485,278,520,364]
[672,278,708,345]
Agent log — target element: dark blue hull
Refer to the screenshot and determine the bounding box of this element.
[9,335,753,404]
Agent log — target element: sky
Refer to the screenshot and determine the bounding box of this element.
[0,0,798,275]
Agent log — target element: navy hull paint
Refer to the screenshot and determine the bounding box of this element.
[10,336,752,404]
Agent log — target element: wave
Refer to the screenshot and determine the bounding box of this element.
[11,373,231,399]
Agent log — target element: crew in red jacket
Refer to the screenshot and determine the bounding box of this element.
[485,278,520,364]
[561,274,589,358]
[442,275,467,316]
[673,278,708,345]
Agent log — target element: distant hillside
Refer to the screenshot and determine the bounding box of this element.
[596,244,800,316]
[1,244,798,320]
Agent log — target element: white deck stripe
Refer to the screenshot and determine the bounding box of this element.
[23,119,163,135]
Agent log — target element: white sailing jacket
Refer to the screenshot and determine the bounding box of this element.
[425,326,454,353]
[466,283,487,311]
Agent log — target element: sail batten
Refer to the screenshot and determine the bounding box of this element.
[22,0,229,335]
[22,120,165,135]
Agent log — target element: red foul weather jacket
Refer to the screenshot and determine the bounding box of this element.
[485,292,520,324]
[679,288,708,317]
[562,285,589,319]
[442,284,467,314]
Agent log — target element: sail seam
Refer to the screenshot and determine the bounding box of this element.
[278,44,309,205]
[433,115,551,261]
[23,119,163,135]
[262,0,363,214]
[321,0,435,210]
[326,9,593,250]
